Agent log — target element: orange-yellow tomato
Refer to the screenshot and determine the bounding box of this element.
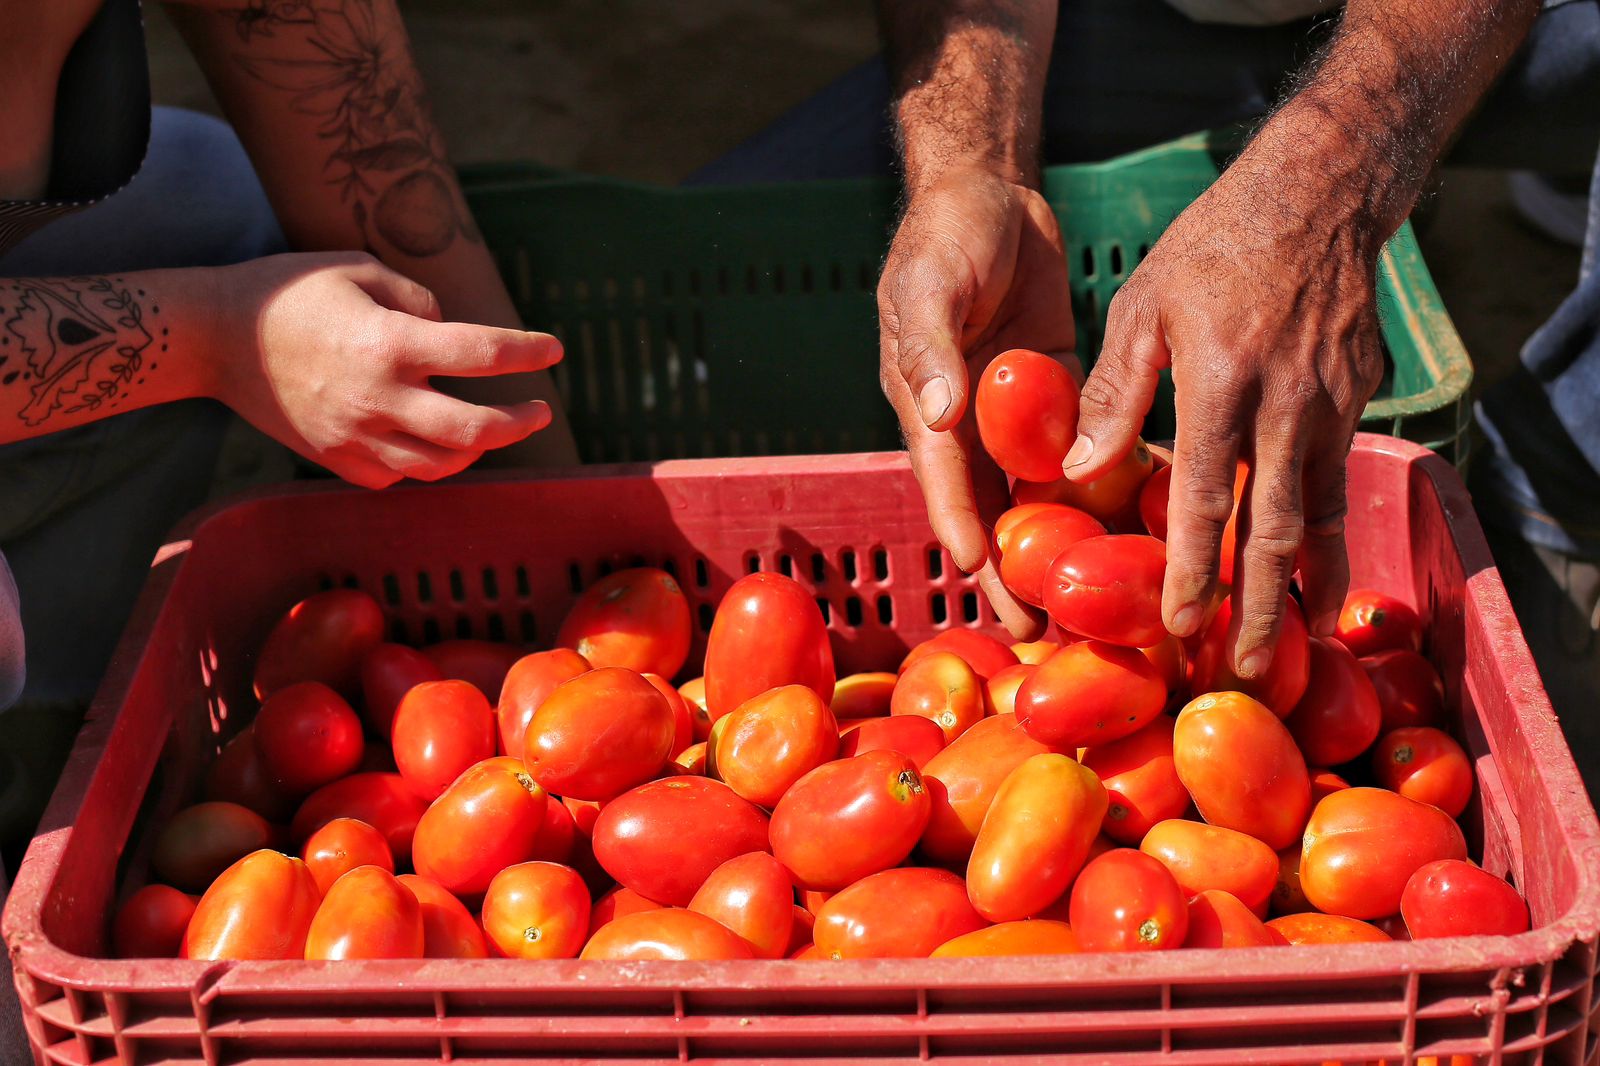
[580,908,756,961]
[1266,912,1391,945]
[983,663,1035,717]
[679,676,712,741]
[1139,819,1279,917]
[892,651,987,744]
[1184,889,1284,948]
[184,850,321,961]
[1172,692,1310,850]
[1081,716,1187,845]
[1010,639,1062,666]
[918,713,1059,866]
[1300,787,1467,919]
[304,865,424,960]
[967,754,1107,922]
[830,672,898,718]
[556,567,692,679]
[714,684,840,807]
[931,919,1079,957]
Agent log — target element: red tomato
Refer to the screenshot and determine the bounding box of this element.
[688,852,795,958]
[589,886,666,936]
[391,679,497,801]
[1286,637,1382,767]
[359,643,442,739]
[788,905,816,954]
[1401,859,1529,938]
[1192,595,1312,717]
[422,640,522,703]
[291,772,428,867]
[254,681,365,795]
[830,672,898,719]
[1069,849,1188,952]
[1015,640,1167,748]
[967,754,1107,922]
[643,672,695,757]
[580,908,756,961]
[253,588,386,701]
[531,792,578,864]
[496,649,591,758]
[1361,649,1446,731]
[1336,589,1424,658]
[994,503,1067,553]
[302,817,393,896]
[1173,692,1310,850]
[997,506,1107,607]
[900,630,1020,681]
[1300,787,1468,919]
[932,919,1079,957]
[1138,460,1248,583]
[814,867,987,959]
[1139,819,1279,917]
[592,777,771,905]
[1044,535,1167,648]
[1081,716,1187,845]
[563,795,605,838]
[975,348,1081,483]
[705,572,835,721]
[771,751,931,890]
[412,756,547,895]
[1271,843,1310,916]
[1266,912,1390,945]
[203,727,294,822]
[1141,635,1188,695]
[982,663,1035,717]
[1310,768,1352,804]
[1184,890,1283,949]
[715,684,840,807]
[523,667,674,800]
[396,874,489,958]
[304,865,423,960]
[1372,727,1473,817]
[556,567,692,679]
[673,742,707,775]
[679,677,711,740]
[839,714,946,771]
[1013,439,1155,522]
[151,801,275,893]
[184,850,321,961]
[891,651,986,744]
[800,888,833,916]
[919,713,1057,866]
[1011,639,1061,666]
[481,861,591,959]
[113,885,196,958]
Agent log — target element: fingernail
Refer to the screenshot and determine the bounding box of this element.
[1171,604,1203,637]
[1312,611,1338,637]
[918,378,952,427]
[1238,648,1273,679]
[1063,435,1094,470]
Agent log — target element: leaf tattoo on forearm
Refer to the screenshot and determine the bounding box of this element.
[229,0,481,257]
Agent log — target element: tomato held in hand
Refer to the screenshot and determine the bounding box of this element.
[1336,589,1424,658]
[1043,534,1168,647]
[1015,640,1167,748]
[772,751,930,890]
[1069,849,1188,952]
[1014,439,1155,522]
[496,649,591,758]
[918,713,1057,866]
[1266,912,1390,945]
[304,865,423,960]
[392,679,498,801]
[814,867,987,959]
[254,681,365,796]
[184,850,321,961]
[556,567,692,679]
[996,505,1107,607]
[830,672,898,719]
[523,667,675,801]
[397,874,489,958]
[1401,859,1529,939]
[689,852,795,959]
[592,777,771,906]
[982,663,1035,718]
[580,908,756,961]
[1139,819,1279,917]
[203,727,294,822]
[412,756,547,896]
[1139,460,1248,583]
[1372,727,1473,818]
[932,920,1079,957]
[967,753,1107,922]
[291,772,428,867]
[1081,715,1187,845]
[254,587,386,701]
[481,861,591,959]
[113,885,197,958]
[151,801,275,893]
[975,348,1081,483]
[839,715,946,771]
[1300,787,1468,919]
[1172,692,1310,851]
[705,572,835,720]
[1184,890,1283,949]
[715,685,840,807]
[359,643,443,739]
[891,651,985,744]
[302,817,393,895]
[900,630,1019,681]
[1361,649,1445,731]
[1192,596,1311,717]
[423,640,522,703]
[1286,637,1382,767]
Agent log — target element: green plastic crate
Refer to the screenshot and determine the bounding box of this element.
[462,129,1472,465]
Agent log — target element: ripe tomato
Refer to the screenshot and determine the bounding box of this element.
[291,772,428,867]
[580,908,756,961]
[975,348,1081,483]
[996,506,1107,607]
[1015,640,1167,748]
[1184,890,1283,949]
[891,651,986,744]
[253,587,386,701]
[589,885,665,936]
[918,713,1057,866]
[900,630,1019,681]
[152,801,275,893]
[1141,635,1188,695]
[302,817,393,895]
[787,905,816,954]
[1138,460,1248,583]
[994,503,1067,553]
[203,727,294,822]
[1043,535,1167,647]
[1069,849,1188,952]
[1271,843,1309,915]
[396,874,489,958]
[422,640,522,703]
[800,888,833,916]
[412,756,547,895]
[1372,727,1473,817]
[1401,859,1529,938]
[830,672,897,719]
[643,672,695,757]
[592,777,770,905]
[1266,912,1390,945]
[392,680,497,801]
[523,667,674,800]
[839,715,946,771]
[1336,589,1424,658]
[556,567,692,679]
[1139,819,1279,917]
[1081,716,1187,845]
[481,861,591,959]
[932,919,1079,957]
[1300,787,1468,919]
[184,850,320,961]
[359,643,442,739]
[531,792,578,864]
[673,742,707,774]
[715,684,840,807]
[1361,649,1445,731]
[1286,637,1382,767]
[496,649,591,758]
[679,676,711,739]
[113,885,196,958]
[1011,639,1061,666]
[705,572,835,720]
[1014,439,1155,522]
[772,752,930,890]
[967,754,1106,922]
[814,867,987,959]
[1172,692,1310,850]
[982,663,1035,717]
[688,852,794,958]
[1310,768,1352,804]
[254,681,365,795]
[1191,595,1312,717]
[304,865,423,960]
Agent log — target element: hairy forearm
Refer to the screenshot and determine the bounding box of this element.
[879,0,1056,194]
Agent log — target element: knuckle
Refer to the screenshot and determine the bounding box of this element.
[896,332,948,382]
[1184,485,1239,528]
[1248,518,1305,559]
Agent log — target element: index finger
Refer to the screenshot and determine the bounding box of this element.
[402,319,565,377]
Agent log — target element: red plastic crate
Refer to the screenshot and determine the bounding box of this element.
[6,434,1600,1066]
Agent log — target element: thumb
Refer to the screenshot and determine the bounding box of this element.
[1065,285,1168,482]
[881,248,974,433]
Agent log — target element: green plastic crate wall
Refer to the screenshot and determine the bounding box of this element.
[462,130,1472,466]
